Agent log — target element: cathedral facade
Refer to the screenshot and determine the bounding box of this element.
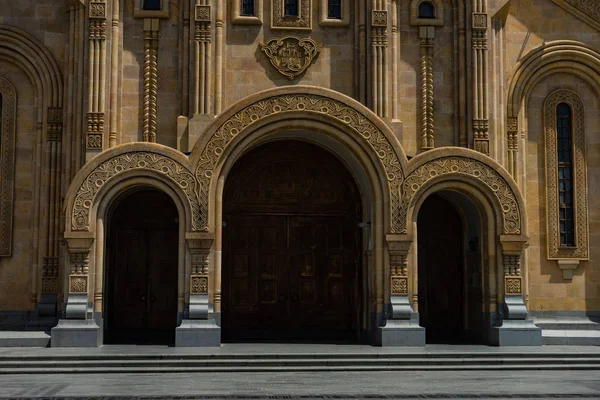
[0,0,598,346]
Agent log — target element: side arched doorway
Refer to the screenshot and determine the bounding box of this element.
[104,188,179,344]
[417,192,485,344]
[222,141,362,342]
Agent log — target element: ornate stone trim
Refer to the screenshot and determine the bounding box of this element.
[271,0,311,30]
[0,77,16,256]
[191,275,209,295]
[71,151,201,231]
[543,89,589,260]
[259,37,320,80]
[549,0,600,31]
[195,94,404,232]
[47,107,63,142]
[399,157,521,235]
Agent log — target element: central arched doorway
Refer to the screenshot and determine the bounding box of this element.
[222,141,362,342]
[104,188,179,344]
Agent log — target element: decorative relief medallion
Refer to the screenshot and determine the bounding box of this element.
[271,0,311,30]
[399,157,521,235]
[391,277,408,295]
[195,5,211,22]
[191,275,209,295]
[196,94,404,232]
[371,10,388,27]
[72,152,201,231]
[259,37,320,80]
[504,277,522,295]
[0,77,16,257]
[544,90,589,260]
[69,275,88,294]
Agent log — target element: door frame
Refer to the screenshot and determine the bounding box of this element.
[98,183,187,344]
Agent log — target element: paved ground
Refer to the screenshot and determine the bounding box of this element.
[0,369,599,399]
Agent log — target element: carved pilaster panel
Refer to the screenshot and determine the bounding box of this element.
[190,275,209,295]
[42,256,59,294]
[195,5,211,21]
[0,78,17,257]
[69,275,88,294]
[47,107,63,142]
[473,119,489,155]
[371,10,388,27]
[504,276,522,295]
[507,117,518,151]
[86,112,104,149]
[472,12,487,30]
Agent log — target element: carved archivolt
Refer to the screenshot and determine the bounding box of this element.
[0,77,16,256]
[544,90,589,260]
[399,157,521,235]
[71,152,201,231]
[195,94,405,232]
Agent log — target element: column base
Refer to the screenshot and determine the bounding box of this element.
[175,319,221,347]
[51,319,102,347]
[376,320,426,346]
[489,320,542,346]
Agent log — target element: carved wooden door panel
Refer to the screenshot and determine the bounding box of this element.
[109,228,149,334]
[418,194,464,343]
[288,216,358,337]
[146,228,178,336]
[222,215,287,336]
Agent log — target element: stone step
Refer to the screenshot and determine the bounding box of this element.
[535,320,600,331]
[0,331,50,348]
[542,330,600,346]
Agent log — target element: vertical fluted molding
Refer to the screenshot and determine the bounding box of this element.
[109,0,120,148]
[391,0,398,120]
[214,0,223,114]
[181,0,190,116]
[357,0,367,104]
[143,19,159,142]
[419,28,434,150]
[370,2,388,118]
[193,1,213,114]
[86,1,107,153]
[472,1,489,155]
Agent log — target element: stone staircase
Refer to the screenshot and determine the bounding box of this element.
[533,315,600,345]
[0,348,599,373]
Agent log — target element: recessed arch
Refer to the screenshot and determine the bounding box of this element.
[401,148,526,237]
[189,85,408,234]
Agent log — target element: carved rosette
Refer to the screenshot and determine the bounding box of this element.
[399,157,521,235]
[259,37,320,80]
[195,94,404,232]
[544,90,589,260]
[0,78,16,257]
[71,152,201,231]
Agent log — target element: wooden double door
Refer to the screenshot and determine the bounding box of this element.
[222,141,362,341]
[105,190,179,344]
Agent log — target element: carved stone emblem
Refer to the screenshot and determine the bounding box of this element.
[259,37,320,80]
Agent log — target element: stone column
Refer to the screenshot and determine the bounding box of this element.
[143,18,159,142]
[175,233,220,346]
[51,237,102,347]
[490,235,541,346]
[471,9,490,155]
[376,235,425,346]
[419,26,434,150]
[371,7,388,118]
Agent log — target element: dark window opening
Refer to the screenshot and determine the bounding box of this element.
[241,0,255,16]
[328,0,341,19]
[557,103,575,247]
[284,0,299,17]
[143,0,161,11]
[418,1,435,19]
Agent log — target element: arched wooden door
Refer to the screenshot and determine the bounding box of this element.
[223,141,362,341]
[417,194,464,343]
[105,189,179,344]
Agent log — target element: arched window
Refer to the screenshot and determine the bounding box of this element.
[328,0,341,19]
[284,0,299,16]
[418,1,435,19]
[556,103,574,246]
[241,0,255,16]
[543,89,589,262]
[143,0,161,10]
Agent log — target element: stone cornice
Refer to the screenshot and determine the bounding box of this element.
[550,0,600,32]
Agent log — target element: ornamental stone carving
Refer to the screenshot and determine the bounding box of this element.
[271,0,311,29]
[195,94,404,232]
[260,37,320,80]
[0,77,16,256]
[399,157,521,235]
[565,0,600,23]
[72,152,201,231]
[543,90,589,260]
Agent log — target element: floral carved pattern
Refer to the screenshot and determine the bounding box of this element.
[544,90,589,259]
[260,37,320,80]
[0,77,16,256]
[399,157,521,234]
[195,94,404,232]
[565,0,600,23]
[504,277,522,295]
[72,152,201,231]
